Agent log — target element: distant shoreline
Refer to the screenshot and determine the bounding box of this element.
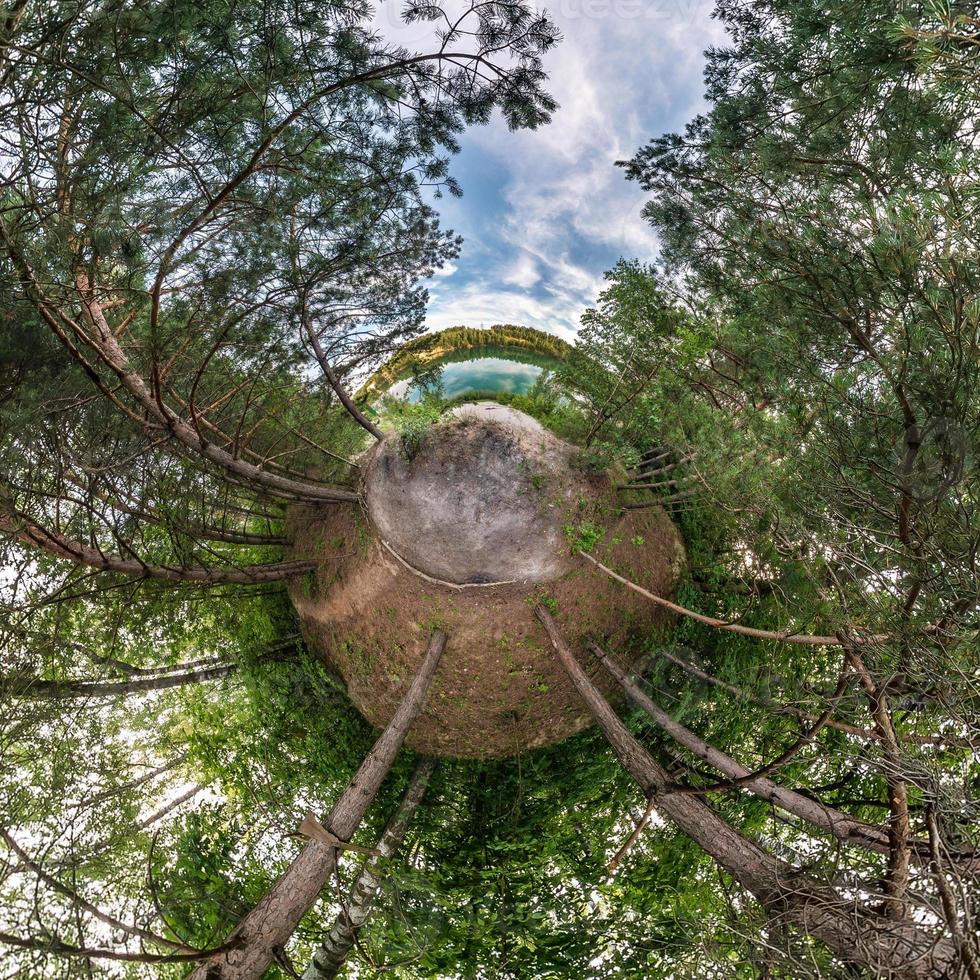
[358,324,571,400]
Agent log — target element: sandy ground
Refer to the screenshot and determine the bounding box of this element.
[290,407,686,758]
[365,403,577,584]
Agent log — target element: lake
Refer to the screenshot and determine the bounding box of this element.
[382,345,562,403]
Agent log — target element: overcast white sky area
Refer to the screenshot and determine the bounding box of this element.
[374,0,728,338]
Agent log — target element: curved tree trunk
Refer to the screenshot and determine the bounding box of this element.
[7,257,360,505]
[535,607,958,979]
[301,757,435,980]
[187,630,446,980]
[303,317,383,442]
[578,550,845,645]
[1,512,314,584]
[592,643,896,854]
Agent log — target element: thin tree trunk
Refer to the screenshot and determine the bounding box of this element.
[188,630,447,980]
[629,457,691,480]
[2,663,239,698]
[617,478,689,492]
[1,513,315,584]
[534,607,957,978]
[4,637,299,699]
[621,490,695,508]
[301,757,436,980]
[1,829,191,952]
[593,643,896,856]
[843,643,912,918]
[578,550,848,646]
[78,755,186,808]
[606,796,656,875]
[304,319,383,441]
[0,931,234,964]
[56,784,204,872]
[19,261,359,504]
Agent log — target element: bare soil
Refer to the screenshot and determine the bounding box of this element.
[289,405,685,758]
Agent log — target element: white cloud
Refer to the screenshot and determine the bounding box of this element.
[431,261,458,278]
[423,281,585,341]
[502,254,541,289]
[376,0,728,337]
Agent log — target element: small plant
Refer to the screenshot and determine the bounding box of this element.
[572,446,615,473]
[391,399,442,460]
[631,534,645,547]
[526,592,558,613]
[563,521,604,553]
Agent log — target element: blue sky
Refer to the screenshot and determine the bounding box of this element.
[376,1,727,339]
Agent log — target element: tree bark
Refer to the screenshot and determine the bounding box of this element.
[2,663,239,699]
[534,606,957,979]
[187,630,446,980]
[301,757,435,980]
[1,512,314,584]
[592,643,896,855]
[303,318,383,442]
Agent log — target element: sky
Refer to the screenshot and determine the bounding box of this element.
[375,0,728,339]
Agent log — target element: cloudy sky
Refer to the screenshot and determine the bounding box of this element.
[376,1,727,339]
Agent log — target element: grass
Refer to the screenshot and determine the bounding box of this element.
[563,521,604,553]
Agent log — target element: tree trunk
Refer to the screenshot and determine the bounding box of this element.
[2,663,239,698]
[578,551,844,645]
[1,512,315,584]
[303,318,383,442]
[592,643,896,855]
[534,607,957,979]
[843,644,912,918]
[301,757,435,980]
[3,639,298,699]
[63,268,359,504]
[187,630,447,980]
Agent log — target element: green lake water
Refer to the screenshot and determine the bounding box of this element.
[384,345,562,403]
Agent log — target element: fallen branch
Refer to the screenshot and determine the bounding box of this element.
[579,551,848,646]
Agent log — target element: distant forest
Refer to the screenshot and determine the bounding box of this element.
[360,324,571,396]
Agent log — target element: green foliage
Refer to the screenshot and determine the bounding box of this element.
[558,259,705,448]
[3,0,979,977]
[562,520,604,553]
[386,395,445,460]
[526,591,558,613]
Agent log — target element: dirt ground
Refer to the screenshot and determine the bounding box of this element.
[289,406,686,758]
